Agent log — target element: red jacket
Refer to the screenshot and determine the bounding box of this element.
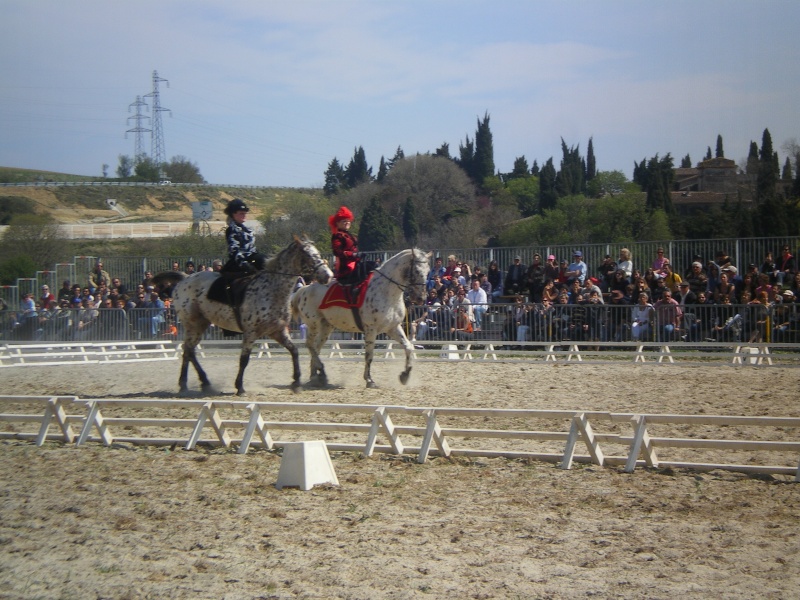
[332,231,359,279]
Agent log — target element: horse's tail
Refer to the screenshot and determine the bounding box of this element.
[151,270,186,289]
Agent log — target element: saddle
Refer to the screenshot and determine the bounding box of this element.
[208,272,255,336]
[320,273,374,310]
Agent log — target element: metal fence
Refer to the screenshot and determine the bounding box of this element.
[2,302,798,347]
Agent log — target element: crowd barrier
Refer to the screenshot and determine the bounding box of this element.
[1,395,798,480]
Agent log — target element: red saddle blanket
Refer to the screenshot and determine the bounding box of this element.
[319,274,374,310]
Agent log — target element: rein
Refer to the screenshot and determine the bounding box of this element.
[371,249,427,295]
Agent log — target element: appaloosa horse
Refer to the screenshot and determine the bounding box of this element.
[291,248,431,388]
[153,236,332,395]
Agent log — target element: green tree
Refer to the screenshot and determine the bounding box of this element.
[344,146,372,188]
[456,135,475,180]
[746,141,760,175]
[716,134,724,158]
[434,142,451,159]
[163,155,205,183]
[134,156,161,182]
[586,137,596,181]
[554,139,585,198]
[782,156,793,180]
[359,196,395,251]
[323,158,346,196]
[680,154,692,168]
[376,156,388,183]
[116,154,134,178]
[0,215,69,270]
[756,128,777,203]
[506,176,539,217]
[586,170,634,198]
[473,111,495,183]
[261,192,333,252]
[539,158,557,212]
[401,197,419,246]
[387,146,405,170]
[509,156,530,180]
[530,160,540,177]
[704,147,712,161]
[0,254,38,286]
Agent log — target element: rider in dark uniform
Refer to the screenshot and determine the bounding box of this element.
[222,199,266,275]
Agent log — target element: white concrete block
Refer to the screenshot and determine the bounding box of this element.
[275,440,339,491]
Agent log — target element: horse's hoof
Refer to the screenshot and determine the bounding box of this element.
[399,371,410,385]
[290,381,302,394]
[178,387,191,397]
[236,389,246,396]
[366,381,378,389]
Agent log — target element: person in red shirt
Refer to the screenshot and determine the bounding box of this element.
[329,206,361,284]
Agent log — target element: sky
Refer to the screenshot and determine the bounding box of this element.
[1,0,798,188]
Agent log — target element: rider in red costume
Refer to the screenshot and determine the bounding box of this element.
[329,206,361,284]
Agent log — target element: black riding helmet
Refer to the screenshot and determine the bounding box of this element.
[224,198,249,216]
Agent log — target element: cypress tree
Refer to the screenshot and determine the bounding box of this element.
[323,158,346,196]
[747,141,760,175]
[586,137,596,181]
[510,156,530,179]
[704,147,712,161]
[756,128,777,203]
[681,154,692,168]
[716,134,724,158]
[376,157,388,183]
[782,156,793,180]
[539,158,557,212]
[530,159,540,177]
[401,197,419,246]
[473,111,495,183]
[344,146,372,188]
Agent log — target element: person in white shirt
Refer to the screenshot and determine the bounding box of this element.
[466,278,488,330]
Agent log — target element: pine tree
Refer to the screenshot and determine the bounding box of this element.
[554,139,584,197]
[401,197,419,246]
[705,147,712,161]
[681,154,692,168]
[323,158,346,196]
[456,136,474,180]
[586,137,596,181]
[716,134,724,158]
[359,196,395,251]
[434,143,451,159]
[530,160,540,177]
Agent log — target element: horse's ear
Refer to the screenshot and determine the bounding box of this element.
[425,251,433,260]
[292,234,301,244]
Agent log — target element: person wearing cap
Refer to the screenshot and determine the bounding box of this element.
[565,251,587,285]
[222,198,266,274]
[450,266,466,288]
[676,281,696,306]
[544,255,559,284]
[504,255,527,297]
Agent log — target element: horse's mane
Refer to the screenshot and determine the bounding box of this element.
[262,236,307,272]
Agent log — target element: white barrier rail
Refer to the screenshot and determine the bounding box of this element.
[0,341,177,367]
[1,396,799,480]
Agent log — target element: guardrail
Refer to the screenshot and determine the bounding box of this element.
[2,395,798,480]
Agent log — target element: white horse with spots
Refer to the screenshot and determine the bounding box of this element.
[153,236,332,395]
[291,248,431,388]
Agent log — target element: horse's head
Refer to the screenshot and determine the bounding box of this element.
[406,249,432,304]
[293,235,333,284]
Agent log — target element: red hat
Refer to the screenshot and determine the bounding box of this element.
[328,206,354,233]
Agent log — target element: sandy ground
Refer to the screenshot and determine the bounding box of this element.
[1,356,800,600]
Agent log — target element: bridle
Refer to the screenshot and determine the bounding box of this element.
[372,249,427,298]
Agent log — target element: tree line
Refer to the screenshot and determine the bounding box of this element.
[313,114,800,251]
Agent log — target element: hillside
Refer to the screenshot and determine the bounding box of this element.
[0,168,321,224]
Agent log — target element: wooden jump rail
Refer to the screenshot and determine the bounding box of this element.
[1,395,799,481]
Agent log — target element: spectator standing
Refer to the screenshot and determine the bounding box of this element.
[777,245,796,286]
[525,253,546,302]
[597,255,617,292]
[617,248,633,281]
[760,251,777,284]
[57,281,73,304]
[565,251,587,285]
[544,255,559,283]
[661,262,682,293]
[487,260,503,302]
[652,247,668,274]
[504,255,527,297]
[427,256,446,290]
[88,261,112,293]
